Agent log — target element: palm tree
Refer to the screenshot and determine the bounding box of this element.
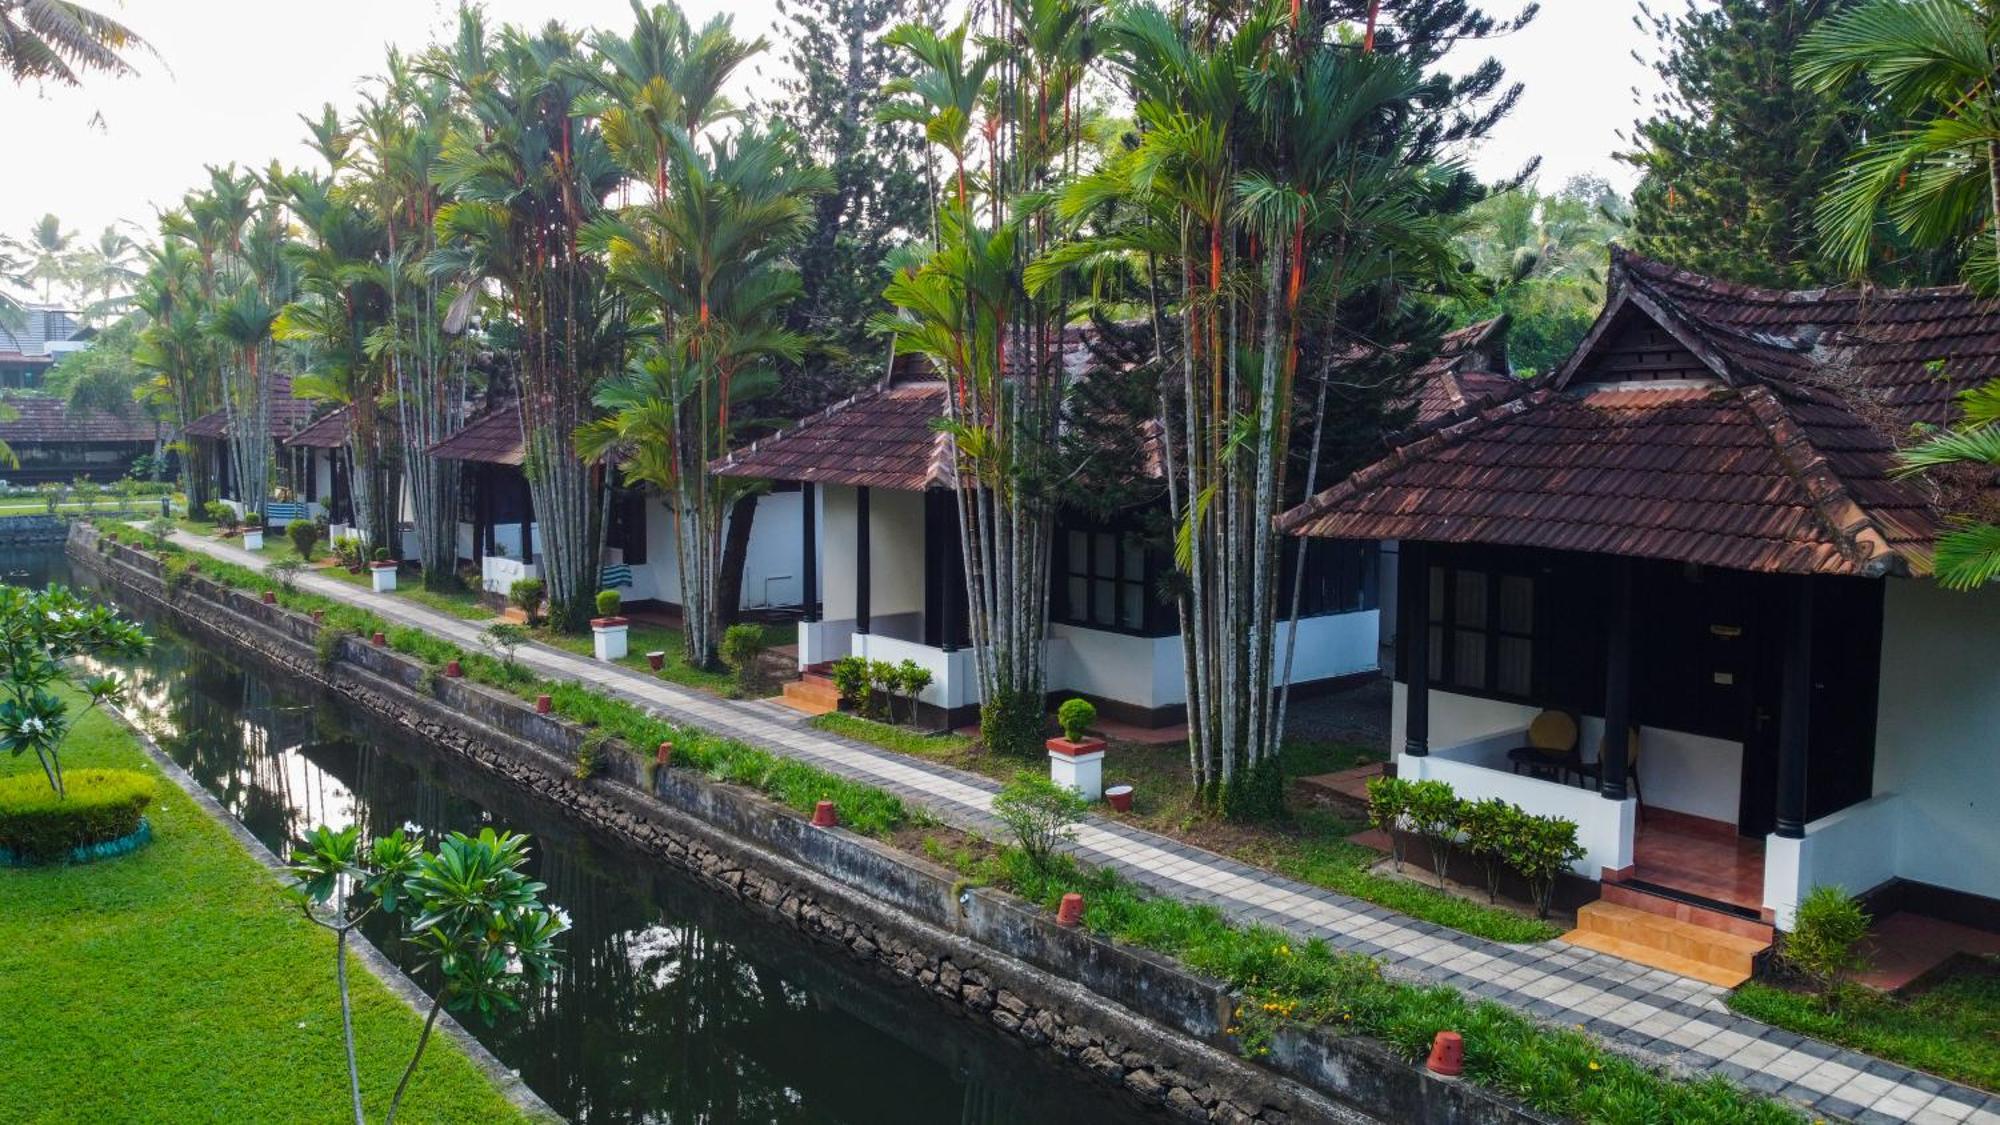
[426,10,626,632]
[1800,1,2000,590]
[584,118,826,667]
[1797,0,2000,293]
[0,0,149,87]
[72,224,143,325]
[19,213,76,304]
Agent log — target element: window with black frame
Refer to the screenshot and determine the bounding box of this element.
[1427,562,1535,698]
[1281,539,1380,617]
[1057,525,1157,634]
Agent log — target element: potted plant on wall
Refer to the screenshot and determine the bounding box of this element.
[240,514,264,553]
[1046,698,1105,801]
[591,589,628,662]
[369,546,397,593]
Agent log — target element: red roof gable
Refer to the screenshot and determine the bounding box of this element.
[183,374,317,440]
[0,394,156,444]
[713,380,955,491]
[424,404,524,466]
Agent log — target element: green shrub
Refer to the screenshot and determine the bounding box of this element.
[719,624,767,694]
[893,660,932,722]
[1505,812,1585,919]
[1458,797,1516,904]
[371,546,390,563]
[508,577,545,624]
[574,731,611,781]
[332,534,365,570]
[1365,775,1411,870]
[991,774,1088,872]
[1404,779,1464,889]
[286,518,318,559]
[830,655,870,709]
[202,500,234,525]
[1057,697,1096,742]
[594,589,621,618]
[1787,885,1872,1003]
[0,768,155,863]
[479,622,528,669]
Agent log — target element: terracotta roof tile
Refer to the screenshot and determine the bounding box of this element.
[282,406,351,449]
[0,394,156,443]
[183,375,316,440]
[425,403,523,465]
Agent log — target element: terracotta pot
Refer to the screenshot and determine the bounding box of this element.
[1105,784,1134,813]
[811,800,838,828]
[647,651,666,671]
[1056,893,1085,927]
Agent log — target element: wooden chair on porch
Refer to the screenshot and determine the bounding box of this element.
[1575,726,1643,805]
[1505,711,1580,784]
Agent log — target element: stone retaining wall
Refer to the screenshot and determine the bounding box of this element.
[71,525,1552,1125]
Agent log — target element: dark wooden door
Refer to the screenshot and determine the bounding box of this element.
[1731,574,1787,838]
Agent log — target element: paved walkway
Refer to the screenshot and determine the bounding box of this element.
[161,530,2000,1125]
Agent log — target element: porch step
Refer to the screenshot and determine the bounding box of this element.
[1602,881,1774,944]
[779,677,840,716]
[1564,901,1769,988]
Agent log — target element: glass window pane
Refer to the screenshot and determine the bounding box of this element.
[1121,581,1144,629]
[1067,576,1087,621]
[1122,539,1147,581]
[1093,579,1117,625]
[1426,625,1444,680]
[1499,575,1534,634]
[1427,566,1445,624]
[1452,629,1487,689]
[1498,636,1532,696]
[1068,531,1089,576]
[1454,570,1488,627]
[1094,533,1119,578]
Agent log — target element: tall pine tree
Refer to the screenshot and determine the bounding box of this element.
[1620,0,1869,287]
[768,0,936,409]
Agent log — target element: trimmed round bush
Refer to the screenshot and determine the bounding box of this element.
[595,589,622,618]
[0,768,156,864]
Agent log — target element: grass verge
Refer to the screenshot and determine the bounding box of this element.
[1729,973,1999,1094]
[0,703,534,1124]
[810,711,975,756]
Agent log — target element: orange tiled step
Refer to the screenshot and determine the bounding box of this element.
[1600,882,1774,944]
[1563,901,1769,988]
[779,677,840,716]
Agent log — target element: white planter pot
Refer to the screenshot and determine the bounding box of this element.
[1047,739,1106,802]
[592,621,629,662]
[370,563,398,593]
[241,530,264,552]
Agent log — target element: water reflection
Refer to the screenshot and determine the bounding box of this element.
[26,547,1156,1124]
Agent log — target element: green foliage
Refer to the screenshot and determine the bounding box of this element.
[809,712,975,757]
[980,689,1045,758]
[315,628,354,671]
[1785,885,1872,1001]
[1621,0,1876,287]
[507,578,545,625]
[1731,967,2000,1093]
[829,656,870,709]
[1458,797,1516,904]
[593,589,621,619]
[1444,176,1628,375]
[1508,812,1586,920]
[0,767,154,862]
[573,731,610,781]
[719,624,767,694]
[1404,779,1464,889]
[371,546,390,563]
[0,585,149,795]
[478,623,528,669]
[286,518,318,559]
[202,500,235,526]
[267,557,305,592]
[1365,775,1410,870]
[285,825,569,1121]
[990,774,1088,872]
[1056,697,1096,743]
[989,852,1798,1124]
[332,534,365,570]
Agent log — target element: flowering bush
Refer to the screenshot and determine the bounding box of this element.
[0,586,149,796]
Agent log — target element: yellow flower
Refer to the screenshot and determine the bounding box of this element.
[1588,1061,1601,1072]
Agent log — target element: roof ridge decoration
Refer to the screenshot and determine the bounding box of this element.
[1736,385,1908,577]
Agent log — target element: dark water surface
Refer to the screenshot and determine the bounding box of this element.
[24,545,1159,1124]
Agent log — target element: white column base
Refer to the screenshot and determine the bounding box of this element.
[241,530,264,552]
[1049,750,1105,801]
[798,620,827,666]
[370,565,397,593]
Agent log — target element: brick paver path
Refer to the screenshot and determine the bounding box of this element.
[162,530,2000,1125]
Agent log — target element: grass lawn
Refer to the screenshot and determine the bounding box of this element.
[0,705,538,1124]
[1729,967,2000,1094]
[535,620,791,696]
[810,709,1554,943]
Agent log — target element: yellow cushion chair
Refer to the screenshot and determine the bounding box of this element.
[1504,711,1580,783]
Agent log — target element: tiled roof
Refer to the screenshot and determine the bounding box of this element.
[282,406,351,449]
[1279,250,2000,577]
[1401,317,1518,427]
[0,394,156,443]
[713,380,955,490]
[425,403,524,465]
[183,375,317,440]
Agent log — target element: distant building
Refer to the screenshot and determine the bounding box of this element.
[0,306,87,389]
[0,393,158,483]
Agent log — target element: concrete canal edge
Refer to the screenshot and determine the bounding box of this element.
[73,525,1558,1125]
[100,698,564,1123]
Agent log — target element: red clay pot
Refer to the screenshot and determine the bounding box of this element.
[1056,893,1085,927]
[261,591,276,605]
[811,800,838,828]
[370,631,386,647]
[647,651,666,671]
[1426,1031,1464,1077]
[1105,784,1134,813]
[535,694,552,714]
[444,661,463,678]
[656,741,673,766]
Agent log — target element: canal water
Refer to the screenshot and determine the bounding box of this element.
[23,546,1160,1124]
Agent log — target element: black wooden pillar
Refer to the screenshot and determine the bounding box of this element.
[518,470,534,566]
[1775,578,1814,839]
[1403,540,1430,757]
[854,486,871,635]
[1600,557,1634,800]
[938,497,958,652]
[801,482,819,622]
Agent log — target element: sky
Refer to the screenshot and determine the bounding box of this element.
[1,0,1659,277]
